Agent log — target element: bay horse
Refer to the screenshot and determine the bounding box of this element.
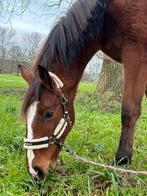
[19,0,147,181]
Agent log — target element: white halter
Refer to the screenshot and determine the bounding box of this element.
[24,72,69,150]
[48,72,64,89]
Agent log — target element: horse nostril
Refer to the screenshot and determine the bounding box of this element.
[33,167,45,181]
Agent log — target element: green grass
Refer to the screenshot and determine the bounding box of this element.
[0,74,147,195]
[0,74,27,87]
[78,82,96,92]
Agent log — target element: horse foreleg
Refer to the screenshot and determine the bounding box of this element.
[115,44,147,165]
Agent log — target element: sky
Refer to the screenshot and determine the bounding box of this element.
[0,0,72,35]
[0,0,102,76]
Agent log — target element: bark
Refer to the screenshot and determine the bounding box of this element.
[95,57,123,96]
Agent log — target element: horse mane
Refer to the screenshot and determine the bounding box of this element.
[33,0,109,70]
[22,0,110,117]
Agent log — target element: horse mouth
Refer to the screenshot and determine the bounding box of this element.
[33,166,45,181]
[31,160,57,181]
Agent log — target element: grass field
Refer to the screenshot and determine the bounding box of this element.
[0,74,147,195]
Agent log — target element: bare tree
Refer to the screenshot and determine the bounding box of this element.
[9,45,23,75]
[0,0,31,22]
[23,32,43,63]
[0,0,73,22]
[86,52,103,82]
[0,26,15,73]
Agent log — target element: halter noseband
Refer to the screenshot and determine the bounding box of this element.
[23,72,70,150]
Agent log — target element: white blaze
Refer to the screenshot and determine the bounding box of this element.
[27,101,38,176]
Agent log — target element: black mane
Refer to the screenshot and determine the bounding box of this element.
[34,0,109,70]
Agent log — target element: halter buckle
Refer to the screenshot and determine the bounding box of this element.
[48,137,56,144]
[48,137,64,148]
[61,95,68,105]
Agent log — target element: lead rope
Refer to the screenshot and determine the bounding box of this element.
[57,142,147,175]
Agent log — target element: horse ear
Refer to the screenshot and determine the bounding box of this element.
[18,64,32,85]
[37,65,53,89]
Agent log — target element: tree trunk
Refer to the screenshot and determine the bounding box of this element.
[95,57,123,96]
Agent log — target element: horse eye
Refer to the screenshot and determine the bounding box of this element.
[44,111,53,119]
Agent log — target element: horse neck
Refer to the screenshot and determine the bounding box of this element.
[52,35,101,102]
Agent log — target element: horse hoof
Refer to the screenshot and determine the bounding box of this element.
[110,156,131,166]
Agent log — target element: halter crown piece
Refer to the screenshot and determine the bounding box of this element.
[23,72,70,150]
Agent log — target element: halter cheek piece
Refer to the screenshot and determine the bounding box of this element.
[23,72,70,150]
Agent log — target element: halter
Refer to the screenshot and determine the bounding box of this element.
[23,72,70,150]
